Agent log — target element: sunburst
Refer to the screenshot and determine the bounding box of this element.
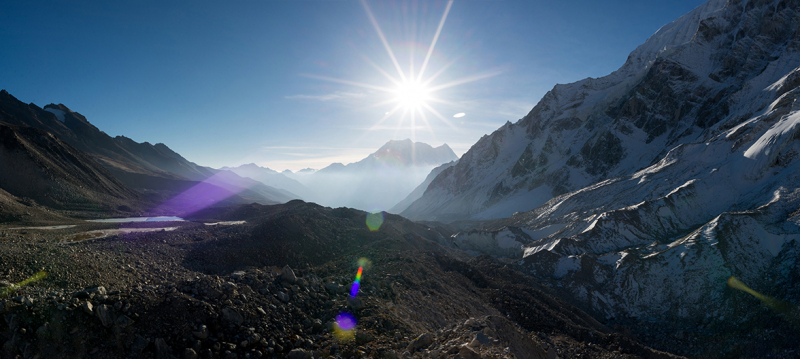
[303,0,499,141]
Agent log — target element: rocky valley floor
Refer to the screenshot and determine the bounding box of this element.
[0,201,789,358]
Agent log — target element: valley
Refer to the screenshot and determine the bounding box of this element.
[2,0,800,358]
[0,202,684,359]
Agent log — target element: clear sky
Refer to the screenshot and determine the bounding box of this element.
[1,0,705,171]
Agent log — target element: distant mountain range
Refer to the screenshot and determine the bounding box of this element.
[223,163,311,200]
[0,89,457,218]
[295,139,457,211]
[225,139,459,212]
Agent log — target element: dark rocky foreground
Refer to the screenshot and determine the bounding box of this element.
[0,201,683,359]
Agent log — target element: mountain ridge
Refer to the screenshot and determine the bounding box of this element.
[0,120,147,216]
[293,139,458,211]
[0,90,294,209]
[403,0,800,221]
[399,0,800,344]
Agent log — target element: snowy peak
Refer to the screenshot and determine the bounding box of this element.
[42,103,92,126]
[223,163,278,176]
[404,0,800,221]
[372,139,458,167]
[43,106,66,123]
[616,0,728,78]
[293,140,458,211]
[399,0,800,340]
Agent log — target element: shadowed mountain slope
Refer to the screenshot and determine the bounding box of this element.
[0,90,293,209]
[0,121,146,217]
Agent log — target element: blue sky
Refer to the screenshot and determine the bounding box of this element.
[1,0,705,171]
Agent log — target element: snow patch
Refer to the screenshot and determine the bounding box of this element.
[44,108,66,122]
[745,111,800,160]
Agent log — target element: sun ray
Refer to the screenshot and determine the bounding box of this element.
[361,55,401,86]
[409,16,416,82]
[423,102,460,131]
[354,103,404,144]
[417,0,454,82]
[428,70,503,92]
[300,74,394,93]
[360,0,407,82]
[426,96,460,107]
[393,107,410,139]
[416,106,438,140]
[303,0,493,143]
[421,56,459,87]
[368,98,401,108]
[368,103,403,131]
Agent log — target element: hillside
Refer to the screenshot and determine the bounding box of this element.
[0,121,147,217]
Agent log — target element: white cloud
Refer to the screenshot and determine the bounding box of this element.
[453,112,465,118]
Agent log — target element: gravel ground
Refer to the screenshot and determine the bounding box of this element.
[0,203,684,359]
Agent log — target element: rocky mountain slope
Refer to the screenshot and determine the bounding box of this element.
[0,92,207,184]
[0,90,293,208]
[399,1,800,356]
[297,139,458,212]
[403,0,800,221]
[0,121,147,217]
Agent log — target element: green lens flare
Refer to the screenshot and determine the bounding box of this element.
[366,211,384,231]
[357,257,372,270]
[727,276,792,313]
[1,271,47,297]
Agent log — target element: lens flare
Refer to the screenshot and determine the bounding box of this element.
[336,312,357,330]
[333,312,357,342]
[727,276,793,313]
[366,211,384,231]
[350,266,364,297]
[357,257,372,270]
[1,271,47,297]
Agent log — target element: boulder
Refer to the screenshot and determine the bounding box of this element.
[221,307,244,326]
[281,265,297,283]
[407,333,434,352]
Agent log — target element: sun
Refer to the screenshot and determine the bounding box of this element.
[302,0,499,140]
[394,80,430,110]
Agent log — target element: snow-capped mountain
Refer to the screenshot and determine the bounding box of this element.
[403,0,800,324]
[403,0,800,222]
[298,139,458,211]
